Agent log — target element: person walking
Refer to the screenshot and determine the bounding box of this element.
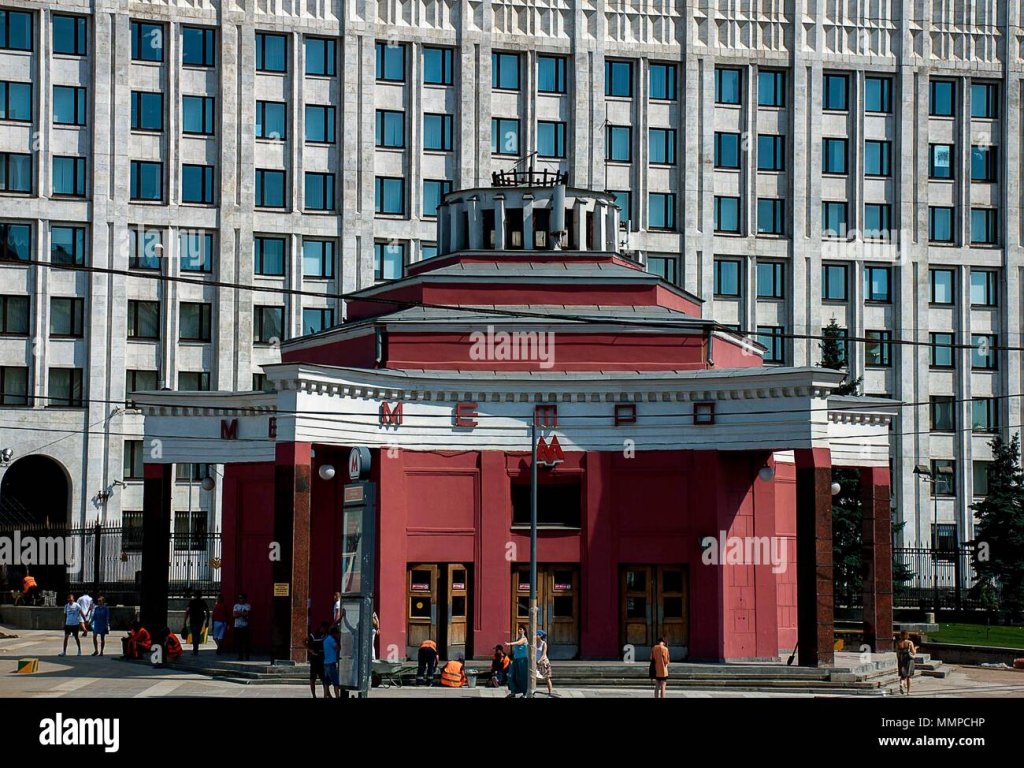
[90,595,110,656]
[506,625,530,698]
[323,625,341,699]
[535,629,557,697]
[896,630,917,695]
[211,594,227,654]
[76,592,94,638]
[650,637,670,699]
[307,621,331,698]
[186,591,210,656]
[59,593,84,657]
[233,593,251,661]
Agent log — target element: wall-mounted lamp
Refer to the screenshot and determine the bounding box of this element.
[831,482,842,496]
[318,464,336,481]
[200,476,216,492]
[0,448,13,467]
[758,466,775,482]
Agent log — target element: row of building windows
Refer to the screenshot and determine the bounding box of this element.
[122,300,335,342]
[930,397,999,433]
[0,365,82,406]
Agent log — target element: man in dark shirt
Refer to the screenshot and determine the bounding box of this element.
[307,621,331,699]
[186,592,210,656]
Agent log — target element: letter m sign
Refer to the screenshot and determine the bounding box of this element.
[220,419,238,439]
[380,401,403,427]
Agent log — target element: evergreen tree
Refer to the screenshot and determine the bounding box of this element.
[971,433,1024,621]
[891,514,914,600]
[818,317,861,396]
[832,468,863,605]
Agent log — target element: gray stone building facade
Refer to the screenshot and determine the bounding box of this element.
[0,0,1019,551]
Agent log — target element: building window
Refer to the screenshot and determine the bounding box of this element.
[973,461,992,497]
[49,297,84,337]
[492,118,520,156]
[757,70,785,107]
[609,191,631,225]
[538,121,567,159]
[649,62,676,100]
[757,198,784,235]
[182,164,215,205]
[179,231,213,273]
[252,373,272,392]
[421,242,438,260]
[929,207,954,243]
[374,241,405,281]
[47,368,83,407]
[423,179,452,218]
[929,144,953,179]
[971,82,997,119]
[131,21,163,62]
[713,132,740,169]
[423,113,453,151]
[52,156,86,197]
[648,193,676,231]
[182,95,215,135]
[302,239,335,279]
[127,300,160,339]
[863,204,891,239]
[305,37,335,76]
[756,325,785,363]
[129,228,161,270]
[823,73,848,110]
[182,26,215,67]
[865,76,892,113]
[971,333,997,370]
[53,14,87,56]
[0,222,31,261]
[757,134,784,171]
[51,225,86,265]
[304,172,335,211]
[605,59,633,97]
[130,160,163,201]
[511,481,581,527]
[605,125,631,162]
[538,55,567,94]
[0,80,31,121]
[969,145,997,182]
[822,138,847,174]
[130,91,162,131]
[864,140,891,176]
[930,460,955,496]
[53,85,87,125]
[715,68,741,104]
[713,196,740,234]
[302,307,334,335]
[972,398,997,432]
[180,302,213,342]
[863,265,891,303]
[756,261,784,299]
[305,105,335,144]
[255,101,286,140]
[374,177,405,216]
[492,51,519,90]
[970,270,997,307]
[648,128,675,165]
[822,202,848,238]
[930,396,955,432]
[0,366,29,405]
[0,294,28,335]
[375,109,405,148]
[647,255,677,284]
[123,440,144,480]
[929,268,955,305]
[254,236,285,276]
[822,264,848,301]
[178,372,210,392]
[0,152,31,193]
[971,208,998,245]
[256,32,287,73]
[126,370,158,401]
[930,80,954,117]
[173,511,208,551]
[714,259,741,297]
[929,332,954,368]
[423,46,453,85]
[0,9,32,51]
[865,330,892,367]
[255,169,286,208]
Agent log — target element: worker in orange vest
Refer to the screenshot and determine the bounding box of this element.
[440,655,468,687]
[162,628,183,662]
[416,639,439,685]
[124,622,152,659]
[21,572,39,605]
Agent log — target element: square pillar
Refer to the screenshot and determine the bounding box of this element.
[794,448,833,667]
[271,442,312,661]
[861,466,893,652]
[140,462,173,634]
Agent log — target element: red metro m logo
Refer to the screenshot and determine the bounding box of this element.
[536,434,565,467]
[380,401,403,427]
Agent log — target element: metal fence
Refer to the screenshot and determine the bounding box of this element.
[0,523,221,605]
[835,546,983,611]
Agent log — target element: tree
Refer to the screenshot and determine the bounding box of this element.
[818,318,861,396]
[832,468,863,605]
[971,433,1024,622]
[891,514,914,600]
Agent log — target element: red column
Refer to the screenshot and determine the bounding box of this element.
[751,453,780,659]
[140,463,173,634]
[476,451,511,657]
[271,442,312,661]
[690,451,724,660]
[581,451,616,658]
[377,447,408,660]
[794,448,833,667]
[861,466,892,652]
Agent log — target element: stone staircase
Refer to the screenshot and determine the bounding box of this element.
[913,652,949,678]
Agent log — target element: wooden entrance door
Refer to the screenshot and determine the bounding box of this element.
[511,565,579,659]
[620,565,689,660]
[446,564,469,659]
[406,563,471,660]
[406,564,438,660]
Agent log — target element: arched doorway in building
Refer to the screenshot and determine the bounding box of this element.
[0,455,72,597]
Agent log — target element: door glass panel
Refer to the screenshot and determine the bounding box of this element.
[451,595,466,617]
[451,568,466,587]
[552,595,574,618]
[662,569,683,593]
[517,596,530,618]
[410,569,431,590]
[626,569,646,592]
[410,596,431,618]
[663,596,683,619]
[553,569,574,589]
[626,596,647,619]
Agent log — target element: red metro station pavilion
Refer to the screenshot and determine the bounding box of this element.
[135,175,896,666]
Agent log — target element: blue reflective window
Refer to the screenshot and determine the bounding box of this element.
[863,204,891,239]
[0,81,31,121]
[255,101,286,139]
[822,138,847,174]
[756,262,785,299]
[538,121,566,158]
[492,118,520,155]
[649,128,676,165]
[0,9,33,51]
[131,21,163,62]
[606,125,631,162]
[757,198,784,235]
[715,68,741,104]
[254,236,285,276]
[928,144,953,179]
[423,46,453,85]
[822,202,847,238]
[823,73,848,110]
[714,259,740,297]
[930,80,954,116]
[929,206,954,243]
[375,109,405,148]
[971,82,997,118]
[865,77,891,113]
[181,164,215,205]
[305,105,335,143]
[424,113,453,151]
[0,153,31,192]
[0,222,30,261]
[51,225,86,265]
[538,56,567,94]
[374,242,405,280]
[256,32,287,72]
[130,161,162,201]
[714,196,740,233]
[130,91,163,131]
[971,145,996,182]
[649,63,676,100]
[649,193,676,230]
[182,95,215,135]
[53,85,87,125]
[182,26,215,67]
[423,179,452,218]
[302,239,335,278]
[822,264,847,301]
[302,308,334,335]
[305,172,335,211]
[758,70,785,107]
[605,60,633,97]
[52,156,86,197]
[421,243,438,260]
[492,52,519,90]
[714,132,740,168]
[179,231,213,273]
[255,169,286,208]
[53,15,86,56]
[376,42,405,82]
[864,140,890,176]
[129,228,161,270]
[609,190,631,224]
[757,134,784,171]
[864,266,892,302]
[971,208,998,245]
[374,177,405,216]
[305,37,335,76]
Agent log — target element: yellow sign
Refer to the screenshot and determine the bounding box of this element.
[273,583,290,597]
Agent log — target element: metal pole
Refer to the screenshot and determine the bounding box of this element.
[187,469,193,592]
[932,486,939,615]
[529,419,538,698]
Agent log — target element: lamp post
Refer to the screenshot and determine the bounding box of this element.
[528,419,538,698]
[913,464,940,615]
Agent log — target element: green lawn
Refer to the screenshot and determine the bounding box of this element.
[927,622,1024,650]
